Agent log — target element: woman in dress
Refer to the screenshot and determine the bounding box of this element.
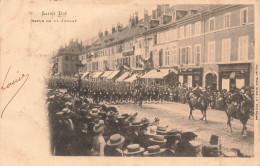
[91,120,106,156]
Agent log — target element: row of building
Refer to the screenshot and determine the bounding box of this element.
[52,4,255,91]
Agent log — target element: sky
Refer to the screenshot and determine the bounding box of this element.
[1,0,247,57]
[0,0,163,57]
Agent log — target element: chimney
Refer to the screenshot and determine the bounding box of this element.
[131,13,135,26]
[144,9,149,27]
[152,10,157,19]
[98,31,103,39]
[129,16,132,28]
[135,12,138,25]
[117,23,122,31]
[105,28,108,36]
[112,26,116,34]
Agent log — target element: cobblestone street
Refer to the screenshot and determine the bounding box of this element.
[110,102,254,157]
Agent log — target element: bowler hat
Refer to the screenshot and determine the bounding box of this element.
[209,135,219,145]
[181,131,198,141]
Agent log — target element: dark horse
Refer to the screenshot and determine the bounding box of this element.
[225,93,253,135]
[187,91,214,122]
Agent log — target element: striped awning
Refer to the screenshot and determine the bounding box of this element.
[141,69,170,79]
[101,71,114,78]
[92,71,103,78]
[116,72,130,82]
[124,74,137,82]
[81,72,89,79]
[107,70,120,79]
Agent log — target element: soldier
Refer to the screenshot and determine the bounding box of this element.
[193,83,203,106]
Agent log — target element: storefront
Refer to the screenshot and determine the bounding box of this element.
[178,67,203,87]
[141,68,178,86]
[218,63,251,91]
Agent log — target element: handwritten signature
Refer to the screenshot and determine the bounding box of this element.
[1,66,29,118]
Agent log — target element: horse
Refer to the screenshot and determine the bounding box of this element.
[187,91,214,122]
[225,93,253,135]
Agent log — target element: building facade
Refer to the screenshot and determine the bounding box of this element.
[53,40,85,76]
[82,4,254,90]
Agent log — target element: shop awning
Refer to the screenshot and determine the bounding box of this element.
[81,72,89,79]
[107,70,120,80]
[101,71,114,78]
[124,74,137,82]
[141,69,171,79]
[116,72,130,82]
[92,71,103,78]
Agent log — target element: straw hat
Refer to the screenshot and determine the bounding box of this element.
[223,150,238,157]
[123,144,145,155]
[149,135,167,143]
[107,134,125,146]
[143,145,166,156]
[156,125,168,135]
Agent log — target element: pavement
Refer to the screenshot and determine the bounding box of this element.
[109,101,254,157]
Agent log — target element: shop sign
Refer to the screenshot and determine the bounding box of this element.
[123,50,134,56]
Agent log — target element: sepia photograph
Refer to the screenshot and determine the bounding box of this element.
[46,4,255,157]
[0,0,259,166]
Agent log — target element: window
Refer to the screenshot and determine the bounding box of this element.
[238,35,248,61]
[181,48,187,64]
[208,41,215,62]
[194,44,201,63]
[136,55,142,68]
[71,57,74,61]
[172,46,178,64]
[222,38,231,62]
[65,56,69,61]
[223,12,231,28]
[154,34,157,44]
[186,24,192,38]
[165,49,170,65]
[112,47,115,54]
[209,17,215,32]
[179,26,184,39]
[195,21,201,36]
[187,46,193,64]
[139,40,142,48]
[240,7,248,25]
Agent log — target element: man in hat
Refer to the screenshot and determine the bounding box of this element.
[123,144,145,157]
[105,134,125,156]
[143,145,166,157]
[193,83,203,107]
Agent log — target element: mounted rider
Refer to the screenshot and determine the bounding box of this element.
[193,83,203,106]
[240,86,253,112]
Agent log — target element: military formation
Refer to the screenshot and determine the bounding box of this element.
[46,76,254,157]
[48,76,254,112]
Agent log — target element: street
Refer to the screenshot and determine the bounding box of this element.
[110,101,254,157]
